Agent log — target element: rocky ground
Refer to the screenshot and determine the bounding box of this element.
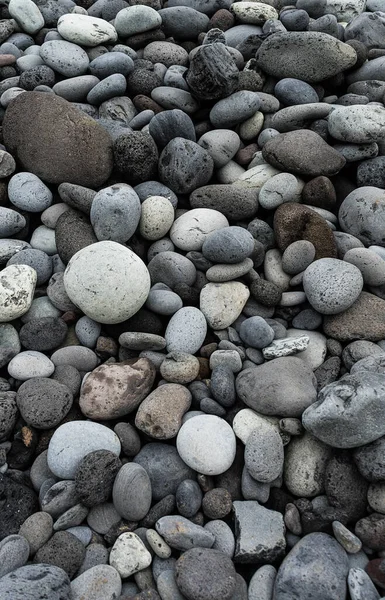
[1,0,385,599]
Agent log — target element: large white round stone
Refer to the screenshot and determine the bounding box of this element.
[63,241,150,324]
[57,14,118,47]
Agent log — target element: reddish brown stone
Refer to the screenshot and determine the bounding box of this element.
[133,95,163,114]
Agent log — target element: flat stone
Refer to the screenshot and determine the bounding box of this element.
[256,31,357,82]
[233,500,286,563]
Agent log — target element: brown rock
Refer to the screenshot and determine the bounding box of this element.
[302,176,337,210]
[135,383,191,439]
[323,292,385,342]
[208,9,235,31]
[0,54,15,67]
[355,513,385,551]
[273,203,337,260]
[133,94,163,114]
[366,558,385,590]
[3,92,113,187]
[79,358,156,419]
[262,130,346,176]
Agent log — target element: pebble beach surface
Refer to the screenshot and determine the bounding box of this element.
[2,0,385,599]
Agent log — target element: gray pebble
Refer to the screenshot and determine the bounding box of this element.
[165,307,207,354]
[146,289,183,316]
[245,427,284,483]
[18,512,53,556]
[149,109,196,147]
[156,515,215,551]
[87,73,127,105]
[89,51,134,79]
[0,564,71,600]
[248,565,277,600]
[210,91,260,128]
[40,40,89,77]
[240,316,275,349]
[204,519,235,558]
[90,183,141,243]
[53,75,100,102]
[0,535,30,577]
[7,249,52,286]
[176,479,202,518]
[233,500,285,563]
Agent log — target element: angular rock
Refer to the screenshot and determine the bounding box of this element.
[233,501,286,563]
[186,43,238,100]
[323,292,385,341]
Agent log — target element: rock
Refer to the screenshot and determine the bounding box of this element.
[90,184,141,244]
[160,352,200,384]
[16,377,72,429]
[245,427,284,483]
[139,196,174,241]
[34,531,86,579]
[0,265,36,322]
[190,184,258,220]
[274,203,337,260]
[134,443,194,501]
[3,92,113,187]
[355,514,385,551]
[135,384,191,439]
[79,358,155,419]
[165,307,207,354]
[186,43,238,100]
[210,90,260,128]
[159,138,214,195]
[339,187,385,246]
[256,32,357,82]
[354,436,385,482]
[74,450,121,508]
[303,258,363,315]
[248,565,277,600]
[47,421,121,479]
[348,567,380,600]
[323,292,385,341]
[231,1,277,23]
[262,335,310,360]
[0,564,71,600]
[115,5,162,37]
[8,0,44,35]
[0,324,20,368]
[198,130,240,169]
[71,565,122,600]
[263,130,346,176]
[175,548,237,600]
[202,226,254,264]
[109,532,152,578]
[236,357,317,417]
[273,533,349,600]
[0,535,29,578]
[63,241,150,324]
[303,371,385,448]
[329,105,385,143]
[156,516,215,551]
[233,501,286,563]
[8,172,52,212]
[176,414,236,475]
[170,208,228,252]
[57,14,117,47]
[200,282,250,329]
[259,172,303,211]
[112,463,152,521]
[18,511,53,556]
[284,433,332,497]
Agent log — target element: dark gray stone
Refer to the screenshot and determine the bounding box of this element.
[113,132,159,185]
[34,531,86,579]
[186,43,239,100]
[190,184,258,220]
[75,450,122,508]
[159,138,214,195]
[149,109,196,147]
[16,377,73,430]
[175,548,236,600]
[274,78,319,106]
[19,317,68,352]
[112,462,152,520]
[176,479,202,518]
[202,226,255,264]
[55,209,97,265]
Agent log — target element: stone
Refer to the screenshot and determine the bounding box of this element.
[210,90,260,128]
[156,516,215,551]
[348,567,381,600]
[47,421,121,479]
[262,335,310,359]
[135,384,191,439]
[284,433,332,497]
[175,548,237,600]
[16,377,72,429]
[134,443,194,501]
[0,265,36,322]
[190,184,258,220]
[64,241,150,324]
[57,14,117,47]
[0,564,71,600]
[109,532,152,578]
[354,436,385,482]
[90,184,141,244]
[263,130,346,177]
[233,500,286,563]
[8,0,44,35]
[112,463,152,521]
[170,209,228,252]
[256,32,357,82]
[303,371,385,448]
[34,531,86,579]
[8,172,53,213]
[248,565,277,600]
[236,357,317,417]
[202,226,254,264]
[79,358,155,419]
[0,535,29,578]
[339,187,385,246]
[355,514,385,551]
[74,450,121,508]
[198,129,240,169]
[160,352,200,384]
[3,92,113,187]
[165,307,207,354]
[18,511,53,556]
[245,427,284,483]
[186,43,239,101]
[139,196,174,241]
[323,292,385,341]
[159,139,214,195]
[200,282,250,329]
[303,258,363,315]
[273,533,349,600]
[115,5,162,37]
[329,105,385,143]
[274,203,337,260]
[176,414,236,475]
[71,565,122,600]
[113,132,159,185]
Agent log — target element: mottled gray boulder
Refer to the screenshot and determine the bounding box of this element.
[273,533,349,600]
[303,371,385,448]
[236,357,317,417]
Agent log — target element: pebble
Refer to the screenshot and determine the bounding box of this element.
[200,282,250,329]
[170,208,228,252]
[8,351,55,380]
[18,511,53,555]
[136,383,191,439]
[47,421,121,479]
[202,226,254,264]
[57,14,118,47]
[0,564,71,600]
[0,264,36,322]
[90,183,141,243]
[115,5,162,37]
[113,463,152,521]
[8,0,44,35]
[112,534,152,580]
[329,105,385,143]
[177,414,236,475]
[71,565,122,600]
[175,548,237,600]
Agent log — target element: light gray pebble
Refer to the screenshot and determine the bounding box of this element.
[53,75,100,102]
[41,203,70,229]
[89,52,134,79]
[262,335,310,360]
[119,332,166,351]
[50,346,98,371]
[71,565,122,600]
[0,239,31,264]
[113,462,152,521]
[146,529,172,558]
[152,86,199,114]
[155,516,215,551]
[348,567,381,600]
[198,129,240,168]
[8,351,55,380]
[303,258,363,315]
[202,226,254,264]
[0,207,26,237]
[259,173,302,210]
[29,450,56,492]
[210,91,260,128]
[204,520,235,558]
[129,110,154,129]
[206,258,253,282]
[146,288,183,316]
[0,564,71,600]
[245,427,284,483]
[248,565,277,600]
[40,40,89,77]
[75,316,101,348]
[332,521,362,554]
[30,225,57,255]
[233,500,285,563]
[209,349,243,372]
[0,535,30,577]
[344,247,385,286]
[165,307,207,354]
[40,479,78,518]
